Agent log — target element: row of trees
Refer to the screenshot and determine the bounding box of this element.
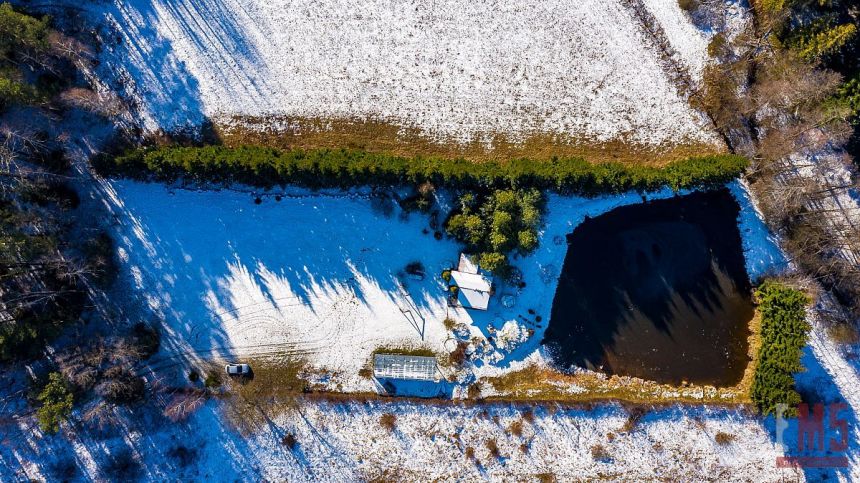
[96,145,748,195]
[750,280,810,415]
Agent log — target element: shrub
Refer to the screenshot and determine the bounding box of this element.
[521,409,535,424]
[83,231,118,287]
[167,445,198,468]
[281,433,298,449]
[485,438,501,458]
[508,419,523,437]
[104,449,141,481]
[204,372,222,388]
[188,370,200,382]
[399,182,435,213]
[441,269,451,282]
[750,281,810,416]
[707,33,728,58]
[404,261,425,276]
[36,372,74,434]
[99,366,145,404]
[379,412,397,432]
[590,444,611,461]
[464,446,475,460]
[442,316,456,331]
[131,322,160,359]
[715,431,735,445]
[620,407,646,433]
[448,340,469,367]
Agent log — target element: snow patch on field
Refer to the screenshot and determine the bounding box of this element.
[92,0,720,146]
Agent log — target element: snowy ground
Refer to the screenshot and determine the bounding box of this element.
[0,397,805,482]
[90,0,720,147]
[96,179,785,394]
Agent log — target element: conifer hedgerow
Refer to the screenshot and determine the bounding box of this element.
[750,281,811,416]
[95,145,748,195]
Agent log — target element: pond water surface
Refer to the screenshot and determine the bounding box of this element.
[542,189,754,386]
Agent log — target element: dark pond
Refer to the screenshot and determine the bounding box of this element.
[542,188,754,386]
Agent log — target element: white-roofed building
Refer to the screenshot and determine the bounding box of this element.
[449,253,494,310]
[373,354,439,381]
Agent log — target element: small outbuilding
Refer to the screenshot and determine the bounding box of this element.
[373,353,439,381]
[449,253,494,311]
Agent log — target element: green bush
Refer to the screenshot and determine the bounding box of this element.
[0,3,50,109]
[750,281,811,416]
[95,146,748,196]
[36,372,74,434]
[0,3,49,55]
[784,18,857,61]
[833,74,860,118]
[445,188,545,275]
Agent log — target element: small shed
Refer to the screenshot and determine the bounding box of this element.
[373,354,439,381]
[450,253,494,310]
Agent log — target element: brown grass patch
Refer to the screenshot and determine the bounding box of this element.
[477,308,763,405]
[215,115,725,167]
[370,345,437,358]
[221,358,310,435]
[826,324,860,345]
[536,473,556,483]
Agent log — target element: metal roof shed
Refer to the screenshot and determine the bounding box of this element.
[373,354,439,381]
[450,269,493,311]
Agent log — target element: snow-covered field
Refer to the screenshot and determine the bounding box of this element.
[0,398,803,482]
[97,179,785,394]
[95,0,720,146]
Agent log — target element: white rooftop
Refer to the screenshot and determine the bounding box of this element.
[456,287,492,311]
[457,253,480,274]
[373,354,439,381]
[450,254,493,310]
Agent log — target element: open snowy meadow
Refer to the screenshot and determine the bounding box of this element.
[97,0,722,151]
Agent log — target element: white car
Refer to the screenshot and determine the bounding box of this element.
[225,363,251,376]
